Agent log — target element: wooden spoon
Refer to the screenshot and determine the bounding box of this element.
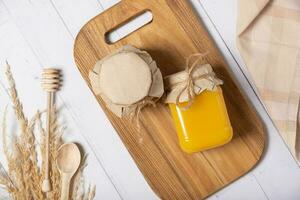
[56,143,81,200]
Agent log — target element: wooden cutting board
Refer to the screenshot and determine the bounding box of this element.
[73,0,265,199]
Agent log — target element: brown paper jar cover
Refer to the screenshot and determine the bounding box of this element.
[164,64,223,104]
[89,45,164,117]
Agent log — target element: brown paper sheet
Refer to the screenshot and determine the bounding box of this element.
[164,64,222,104]
[89,45,164,117]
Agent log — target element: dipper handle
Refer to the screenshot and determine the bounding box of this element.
[41,68,61,193]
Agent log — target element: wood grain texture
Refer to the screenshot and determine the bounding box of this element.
[73,0,265,199]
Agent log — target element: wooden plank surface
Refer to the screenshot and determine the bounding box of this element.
[0,2,122,200]
[1,0,300,199]
[74,0,265,199]
[0,0,157,199]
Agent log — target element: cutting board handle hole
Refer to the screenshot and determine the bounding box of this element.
[105,10,153,44]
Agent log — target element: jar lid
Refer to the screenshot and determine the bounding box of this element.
[164,64,223,104]
[89,45,164,117]
[99,52,152,105]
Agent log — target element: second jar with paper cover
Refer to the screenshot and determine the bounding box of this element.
[164,63,233,153]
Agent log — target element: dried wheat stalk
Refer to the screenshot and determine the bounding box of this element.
[0,63,96,200]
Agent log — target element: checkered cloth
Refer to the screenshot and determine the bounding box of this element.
[237,0,300,160]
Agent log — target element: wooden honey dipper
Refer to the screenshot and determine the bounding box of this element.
[41,68,62,192]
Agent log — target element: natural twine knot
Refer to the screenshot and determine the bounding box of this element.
[127,97,158,143]
[129,97,157,121]
[175,52,217,110]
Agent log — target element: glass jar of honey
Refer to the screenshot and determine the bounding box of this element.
[169,86,232,153]
[164,64,233,153]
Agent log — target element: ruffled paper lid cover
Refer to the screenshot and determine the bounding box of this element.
[164,64,223,104]
[89,45,164,117]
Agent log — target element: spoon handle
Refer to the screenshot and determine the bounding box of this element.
[61,174,71,200]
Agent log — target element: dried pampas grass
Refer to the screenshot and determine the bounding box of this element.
[0,63,95,200]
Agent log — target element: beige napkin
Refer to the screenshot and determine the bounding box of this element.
[237,0,300,160]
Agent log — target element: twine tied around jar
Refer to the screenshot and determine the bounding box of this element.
[164,52,223,110]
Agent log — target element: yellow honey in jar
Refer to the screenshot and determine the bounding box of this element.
[169,86,233,153]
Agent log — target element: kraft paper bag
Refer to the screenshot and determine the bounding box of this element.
[237,0,300,160]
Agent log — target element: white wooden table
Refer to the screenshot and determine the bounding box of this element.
[0,0,299,199]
